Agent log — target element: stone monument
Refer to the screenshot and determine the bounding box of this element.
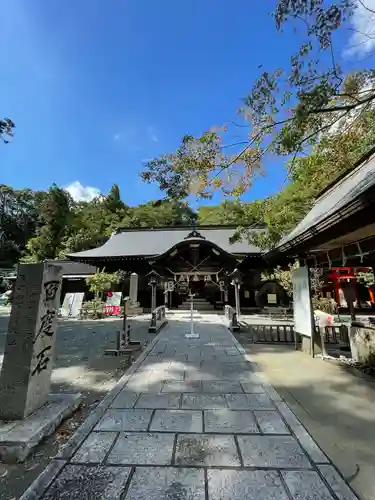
[0,263,83,463]
[0,263,63,419]
[128,272,142,314]
[129,272,139,306]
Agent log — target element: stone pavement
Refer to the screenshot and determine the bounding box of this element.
[20,314,359,500]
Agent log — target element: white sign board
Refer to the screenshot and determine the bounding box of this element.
[106,291,122,306]
[292,266,313,337]
[267,293,277,304]
[61,292,84,318]
[168,281,174,292]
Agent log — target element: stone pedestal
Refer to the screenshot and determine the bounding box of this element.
[0,263,62,420]
[298,329,327,356]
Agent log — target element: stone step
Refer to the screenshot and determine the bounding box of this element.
[181,298,212,301]
[180,305,214,308]
[178,304,214,311]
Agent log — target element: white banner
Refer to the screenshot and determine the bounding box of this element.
[61,292,84,318]
[292,266,313,337]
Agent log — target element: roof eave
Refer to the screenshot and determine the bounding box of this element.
[266,193,375,260]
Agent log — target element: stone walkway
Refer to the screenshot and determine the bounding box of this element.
[21,315,359,500]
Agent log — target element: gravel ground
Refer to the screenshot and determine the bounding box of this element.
[0,313,154,500]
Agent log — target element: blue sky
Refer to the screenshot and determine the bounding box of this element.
[0,0,374,207]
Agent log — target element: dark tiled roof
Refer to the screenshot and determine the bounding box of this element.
[277,150,375,249]
[67,226,263,259]
[45,260,97,275]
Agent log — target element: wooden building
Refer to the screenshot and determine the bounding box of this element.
[68,226,265,310]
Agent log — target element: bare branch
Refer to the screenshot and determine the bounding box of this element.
[348,28,375,40]
[357,0,375,15]
[221,141,250,149]
[225,120,250,128]
[311,92,375,114]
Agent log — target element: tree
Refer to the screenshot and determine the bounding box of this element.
[262,263,335,312]
[261,264,296,297]
[356,270,375,287]
[128,200,197,227]
[0,186,46,266]
[22,184,73,261]
[85,269,121,300]
[140,1,375,200]
[231,107,375,249]
[105,184,127,212]
[198,200,259,225]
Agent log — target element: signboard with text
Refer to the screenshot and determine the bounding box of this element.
[292,266,313,337]
[267,293,277,304]
[106,291,122,307]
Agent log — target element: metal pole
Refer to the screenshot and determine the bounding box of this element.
[190,294,194,335]
[185,293,199,338]
[151,284,157,312]
[235,284,241,319]
[122,297,128,333]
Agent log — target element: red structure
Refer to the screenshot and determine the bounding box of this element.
[323,267,374,307]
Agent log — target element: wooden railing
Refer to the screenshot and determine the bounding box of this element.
[241,323,348,344]
[224,305,240,332]
[148,305,168,333]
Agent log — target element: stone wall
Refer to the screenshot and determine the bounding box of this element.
[349,325,375,365]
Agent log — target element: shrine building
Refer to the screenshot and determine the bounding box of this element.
[67,225,266,310]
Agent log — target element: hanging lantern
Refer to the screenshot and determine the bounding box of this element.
[193,273,199,282]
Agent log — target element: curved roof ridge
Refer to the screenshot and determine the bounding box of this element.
[68,226,263,260]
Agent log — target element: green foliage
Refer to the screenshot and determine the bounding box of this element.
[312,296,337,314]
[129,200,197,227]
[262,264,328,309]
[198,200,259,226]
[240,108,375,250]
[261,264,296,297]
[80,298,106,319]
[105,184,126,213]
[356,270,375,287]
[21,185,73,262]
[0,186,47,267]
[85,270,121,299]
[1,181,200,266]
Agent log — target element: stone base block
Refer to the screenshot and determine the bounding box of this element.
[148,320,168,333]
[185,333,200,339]
[104,348,133,356]
[299,333,324,357]
[0,393,83,464]
[300,334,312,354]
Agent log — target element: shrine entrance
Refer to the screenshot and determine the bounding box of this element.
[148,229,240,308]
[190,279,205,297]
[175,273,220,299]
